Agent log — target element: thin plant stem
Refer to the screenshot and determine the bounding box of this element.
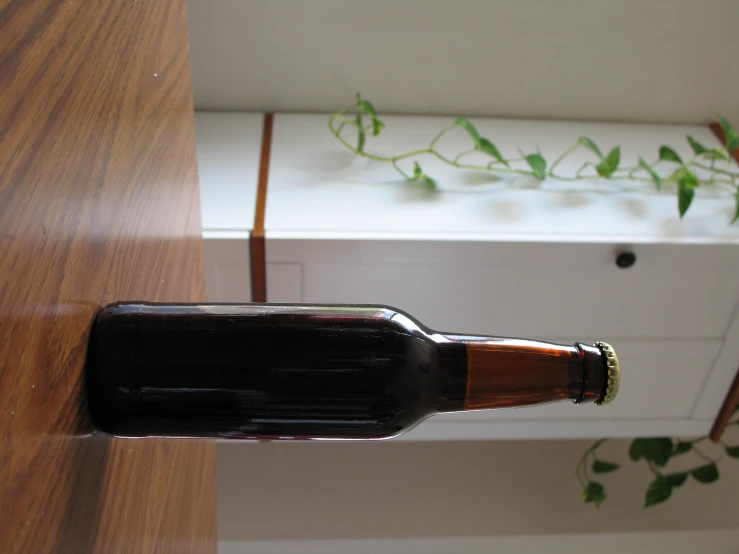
[454,148,478,163]
[576,439,606,488]
[548,142,579,176]
[429,123,457,150]
[647,461,662,477]
[694,162,739,179]
[575,162,596,179]
[692,445,720,464]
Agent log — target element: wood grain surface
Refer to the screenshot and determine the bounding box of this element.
[0,1,216,553]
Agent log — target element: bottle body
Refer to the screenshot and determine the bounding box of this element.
[86,303,613,439]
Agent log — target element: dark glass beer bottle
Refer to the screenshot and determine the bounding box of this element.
[86,302,620,439]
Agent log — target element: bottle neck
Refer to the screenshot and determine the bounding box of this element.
[441,335,607,411]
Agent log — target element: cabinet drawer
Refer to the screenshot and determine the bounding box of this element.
[430,339,721,421]
[267,240,739,340]
[204,235,251,302]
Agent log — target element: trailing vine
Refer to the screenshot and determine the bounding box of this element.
[329,93,739,222]
[578,407,739,508]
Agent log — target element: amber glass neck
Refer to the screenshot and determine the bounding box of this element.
[442,336,606,411]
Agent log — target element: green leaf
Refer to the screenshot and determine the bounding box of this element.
[659,146,683,164]
[677,168,699,218]
[665,472,688,487]
[687,136,709,155]
[524,153,547,181]
[596,146,621,177]
[356,94,385,137]
[582,481,607,508]
[691,463,719,483]
[592,460,620,474]
[645,476,672,507]
[355,114,365,152]
[638,157,662,190]
[676,166,699,184]
[455,118,481,147]
[702,149,730,161]
[420,175,437,189]
[724,444,739,458]
[732,192,739,224]
[672,441,692,456]
[719,116,739,151]
[355,94,378,117]
[372,117,386,137]
[678,186,695,218]
[578,136,603,158]
[411,162,436,189]
[413,162,423,179]
[629,438,673,466]
[478,138,508,167]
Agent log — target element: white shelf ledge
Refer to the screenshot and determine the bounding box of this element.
[266,114,739,242]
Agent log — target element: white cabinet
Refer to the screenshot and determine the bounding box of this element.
[264,114,739,440]
[197,111,739,440]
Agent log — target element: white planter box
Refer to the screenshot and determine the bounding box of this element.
[197,110,739,440]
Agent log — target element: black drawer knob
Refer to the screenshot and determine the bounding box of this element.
[616,251,636,269]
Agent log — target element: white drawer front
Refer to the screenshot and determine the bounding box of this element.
[266,263,303,303]
[204,235,251,302]
[266,240,739,340]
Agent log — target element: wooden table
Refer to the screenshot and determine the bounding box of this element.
[0,1,217,552]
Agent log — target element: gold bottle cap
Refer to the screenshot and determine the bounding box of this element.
[595,342,620,406]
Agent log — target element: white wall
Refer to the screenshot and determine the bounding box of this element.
[187,0,739,124]
[218,433,739,542]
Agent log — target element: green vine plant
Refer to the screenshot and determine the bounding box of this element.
[329,93,739,223]
[578,406,739,508]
